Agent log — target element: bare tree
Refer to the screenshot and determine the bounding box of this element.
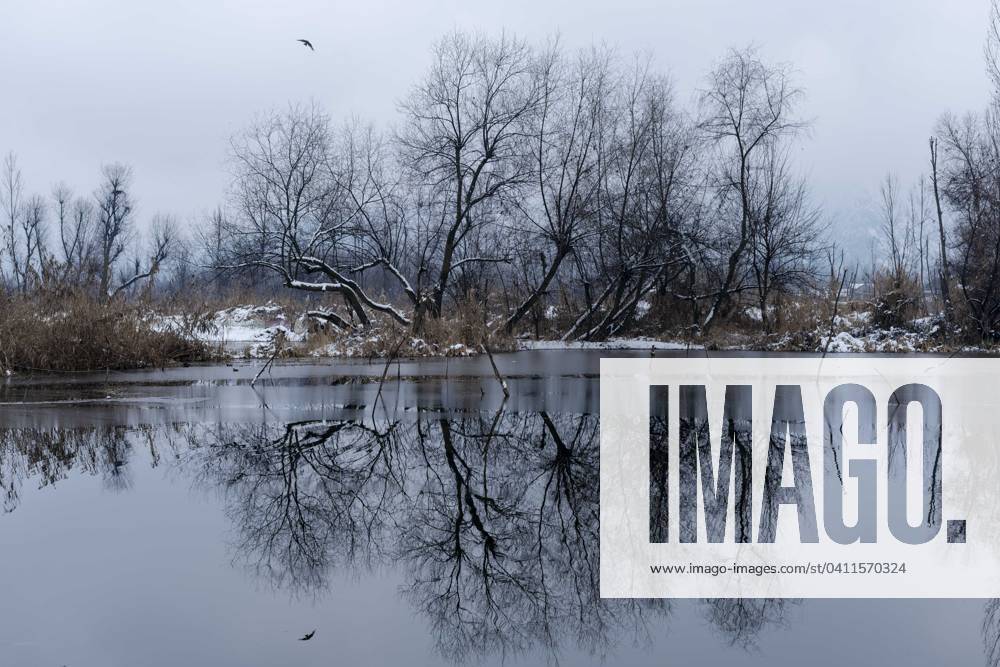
[929,136,953,323]
[113,214,176,297]
[501,44,610,333]
[935,107,1000,339]
[194,207,231,293]
[47,184,97,288]
[332,121,418,317]
[562,60,699,341]
[698,47,805,331]
[987,0,1000,94]
[0,153,49,293]
[747,145,825,332]
[222,104,411,328]
[1,152,24,290]
[398,31,540,321]
[921,0,1000,338]
[17,195,47,292]
[94,163,135,298]
[908,177,931,311]
[50,183,73,281]
[879,172,913,280]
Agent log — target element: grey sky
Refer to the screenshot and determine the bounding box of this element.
[0,0,993,256]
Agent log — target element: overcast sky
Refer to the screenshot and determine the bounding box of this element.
[0,0,994,258]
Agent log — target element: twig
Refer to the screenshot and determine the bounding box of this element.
[250,331,284,388]
[822,268,849,359]
[480,343,509,398]
[373,334,407,416]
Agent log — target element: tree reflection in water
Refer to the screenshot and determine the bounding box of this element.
[180,411,671,662]
[0,425,154,507]
[0,412,914,663]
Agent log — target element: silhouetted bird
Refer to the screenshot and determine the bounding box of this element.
[299,630,316,641]
[297,39,314,51]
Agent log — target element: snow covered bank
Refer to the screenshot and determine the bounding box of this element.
[153,304,306,355]
[154,304,488,359]
[519,338,701,351]
[148,303,980,361]
[308,336,478,358]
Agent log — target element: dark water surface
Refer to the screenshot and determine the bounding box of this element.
[0,351,985,666]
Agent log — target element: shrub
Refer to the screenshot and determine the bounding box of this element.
[0,292,214,372]
[867,271,922,330]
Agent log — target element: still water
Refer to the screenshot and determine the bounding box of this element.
[0,350,986,666]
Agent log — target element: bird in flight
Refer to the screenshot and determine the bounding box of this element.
[297,39,314,51]
[299,630,316,641]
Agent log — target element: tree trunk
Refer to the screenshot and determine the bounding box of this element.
[703,153,752,333]
[502,245,569,334]
[930,137,953,325]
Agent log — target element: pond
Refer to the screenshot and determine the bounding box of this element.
[0,350,986,666]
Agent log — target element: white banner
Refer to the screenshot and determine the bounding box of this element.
[600,357,1000,597]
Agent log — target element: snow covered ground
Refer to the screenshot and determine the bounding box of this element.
[812,311,944,353]
[519,338,700,351]
[153,304,306,356]
[151,304,967,360]
[307,337,478,358]
[199,305,300,343]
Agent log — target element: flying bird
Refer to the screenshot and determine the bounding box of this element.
[299,630,316,641]
[297,39,314,51]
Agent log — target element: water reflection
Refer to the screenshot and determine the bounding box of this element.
[182,412,672,662]
[0,426,154,507]
[0,408,982,664]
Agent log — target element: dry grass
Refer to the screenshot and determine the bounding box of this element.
[419,296,515,349]
[0,292,214,373]
[867,271,923,329]
[289,297,516,360]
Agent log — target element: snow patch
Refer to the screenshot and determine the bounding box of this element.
[819,331,865,353]
[520,338,700,351]
[154,304,306,346]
